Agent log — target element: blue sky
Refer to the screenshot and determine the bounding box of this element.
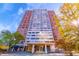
[0,3,63,32]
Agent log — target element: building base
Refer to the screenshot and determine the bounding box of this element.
[25,43,55,54]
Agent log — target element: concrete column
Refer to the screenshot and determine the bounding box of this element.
[50,43,55,52]
[32,45,35,53]
[45,45,47,54]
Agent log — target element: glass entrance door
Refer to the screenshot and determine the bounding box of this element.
[35,45,44,53]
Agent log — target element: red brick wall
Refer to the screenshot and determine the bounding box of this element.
[17,10,32,37]
[48,11,60,40]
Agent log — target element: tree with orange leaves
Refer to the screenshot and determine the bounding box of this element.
[55,3,79,55]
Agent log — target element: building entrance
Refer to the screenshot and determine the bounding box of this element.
[35,45,45,53]
[27,44,55,54]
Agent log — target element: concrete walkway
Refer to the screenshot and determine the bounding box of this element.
[0,52,65,56]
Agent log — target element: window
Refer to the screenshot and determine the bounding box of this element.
[32,32,35,34]
[31,35,35,36]
[31,38,35,40]
[36,32,39,33]
[27,38,30,39]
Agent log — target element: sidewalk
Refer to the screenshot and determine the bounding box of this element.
[0,52,65,56]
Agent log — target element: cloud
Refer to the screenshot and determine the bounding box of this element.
[0,24,11,32]
[0,22,19,33]
[0,13,20,32]
[2,4,13,11]
[0,4,24,33]
[9,11,24,32]
[18,7,25,15]
[0,4,13,14]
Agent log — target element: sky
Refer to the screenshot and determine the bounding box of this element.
[0,3,63,32]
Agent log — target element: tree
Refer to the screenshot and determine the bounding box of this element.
[0,30,25,51]
[60,3,79,21]
[53,14,64,39]
[55,3,79,55]
[55,38,75,56]
[0,30,12,50]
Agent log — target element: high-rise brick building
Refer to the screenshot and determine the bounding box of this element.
[17,9,60,53]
